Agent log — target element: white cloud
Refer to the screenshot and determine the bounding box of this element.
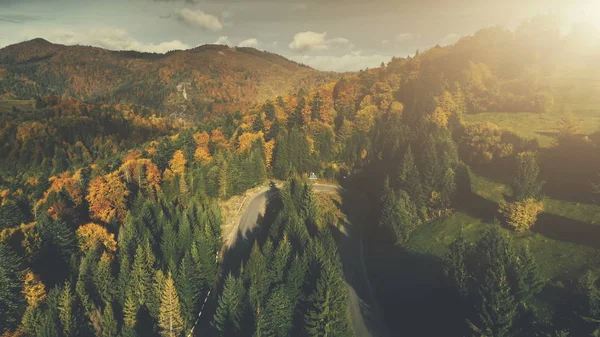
[288,31,352,52]
[19,27,189,53]
[176,8,223,32]
[441,33,460,46]
[290,51,391,72]
[238,38,259,48]
[395,33,414,42]
[213,36,232,45]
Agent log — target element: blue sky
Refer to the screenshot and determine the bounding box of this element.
[0,0,597,71]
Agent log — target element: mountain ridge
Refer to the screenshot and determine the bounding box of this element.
[0,39,339,118]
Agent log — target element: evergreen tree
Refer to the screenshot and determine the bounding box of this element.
[468,255,517,337]
[264,285,294,337]
[444,233,471,297]
[247,243,271,310]
[0,244,25,332]
[213,274,244,336]
[304,262,354,337]
[264,101,276,121]
[311,92,323,121]
[511,245,545,307]
[512,151,544,201]
[177,254,202,330]
[273,135,291,180]
[123,290,138,329]
[129,242,154,307]
[270,236,292,284]
[399,145,425,207]
[285,253,308,308]
[58,282,75,337]
[101,303,118,337]
[158,273,184,337]
[253,112,265,132]
[421,135,442,199]
[93,254,115,304]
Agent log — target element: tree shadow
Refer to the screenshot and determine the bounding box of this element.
[533,212,600,249]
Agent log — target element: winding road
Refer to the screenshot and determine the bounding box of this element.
[224,183,388,337]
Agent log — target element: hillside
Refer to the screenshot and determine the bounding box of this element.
[0,39,337,118]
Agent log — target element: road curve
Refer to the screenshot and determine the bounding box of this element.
[225,182,384,337]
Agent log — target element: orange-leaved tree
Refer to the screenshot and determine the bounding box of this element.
[86,172,130,223]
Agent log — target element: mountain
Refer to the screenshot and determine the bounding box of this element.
[0,39,337,118]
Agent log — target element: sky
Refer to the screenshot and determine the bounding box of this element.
[0,0,598,71]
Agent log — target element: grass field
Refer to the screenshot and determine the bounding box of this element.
[0,100,35,113]
[464,110,600,147]
[406,173,600,281]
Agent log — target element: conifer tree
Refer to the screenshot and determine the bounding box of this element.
[213,274,244,336]
[158,273,184,337]
[399,145,424,207]
[58,282,75,337]
[511,245,545,307]
[0,244,25,332]
[444,233,471,297]
[177,254,201,329]
[512,151,544,201]
[123,290,138,329]
[247,243,270,310]
[253,112,265,132]
[304,260,354,337]
[270,236,292,284]
[263,285,294,337]
[285,253,308,308]
[101,303,118,337]
[421,136,442,199]
[468,255,517,337]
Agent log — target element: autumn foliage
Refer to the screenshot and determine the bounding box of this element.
[499,199,544,232]
[86,172,130,223]
[22,270,47,307]
[76,223,117,253]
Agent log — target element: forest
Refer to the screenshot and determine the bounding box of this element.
[2,15,600,337]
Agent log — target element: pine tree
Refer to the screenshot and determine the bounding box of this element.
[247,243,271,310]
[101,303,118,337]
[123,290,138,329]
[158,273,184,337]
[273,136,291,180]
[285,253,308,308]
[264,101,276,121]
[468,256,517,337]
[270,236,292,284]
[304,261,353,337]
[93,253,115,304]
[421,135,441,199]
[379,177,397,230]
[253,112,265,132]
[129,243,154,307]
[444,234,471,297]
[392,189,421,243]
[58,282,75,337]
[399,145,424,207]
[512,151,544,201]
[511,245,545,307]
[148,270,165,321]
[213,274,244,336]
[177,254,201,330]
[311,92,323,121]
[264,285,294,337]
[0,244,25,332]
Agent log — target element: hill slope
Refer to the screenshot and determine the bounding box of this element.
[0,39,336,117]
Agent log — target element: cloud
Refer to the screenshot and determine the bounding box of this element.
[238,38,259,48]
[213,36,232,45]
[290,51,391,72]
[175,8,223,32]
[19,27,190,53]
[441,33,460,46]
[288,31,352,52]
[395,33,414,42]
[0,14,40,24]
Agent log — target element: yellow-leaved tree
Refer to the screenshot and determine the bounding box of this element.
[158,273,184,337]
[76,223,117,253]
[22,270,47,307]
[499,198,544,232]
[86,172,130,223]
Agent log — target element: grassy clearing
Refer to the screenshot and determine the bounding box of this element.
[406,173,600,281]
[0,100,35,113]
[464,110,600,147]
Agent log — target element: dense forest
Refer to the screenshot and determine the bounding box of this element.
[2,15,600,337]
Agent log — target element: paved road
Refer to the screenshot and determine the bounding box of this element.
[226,183,387,337]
